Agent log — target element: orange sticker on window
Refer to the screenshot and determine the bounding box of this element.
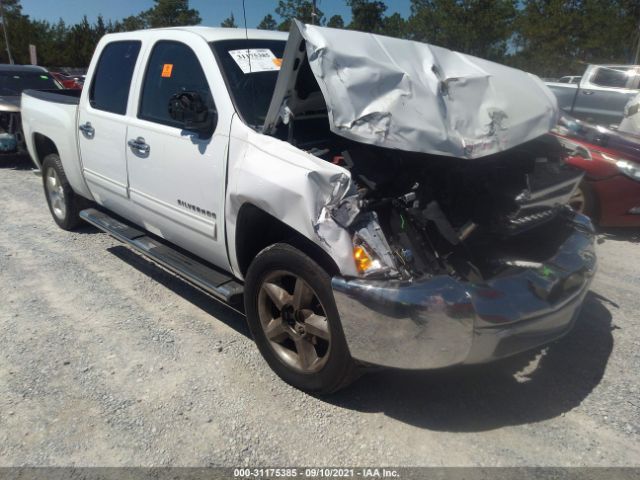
[272,58,283,67]
[161,64,173,78]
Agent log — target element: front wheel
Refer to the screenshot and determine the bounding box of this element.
[42,153,86,231]
[244,243,357,394]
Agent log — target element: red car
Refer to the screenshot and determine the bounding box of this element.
[553,118,640,227]
[50,71,83,89]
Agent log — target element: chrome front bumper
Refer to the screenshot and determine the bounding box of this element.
[331,214,597,370]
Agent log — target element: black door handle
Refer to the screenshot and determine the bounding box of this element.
[128,137,150,155]
[79,122,95,138]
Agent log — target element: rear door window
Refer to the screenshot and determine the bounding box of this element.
[138,41,215,129]
[89,41,141,115]
[590,67,632,89]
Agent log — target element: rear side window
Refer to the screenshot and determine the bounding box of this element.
[89,41,141,115]
[139,41,214,128]
[591,67,631,89]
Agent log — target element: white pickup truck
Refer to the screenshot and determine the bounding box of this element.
[21,23,597,393]
[546,64,640,127]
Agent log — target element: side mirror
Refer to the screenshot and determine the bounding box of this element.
[168,91,217,137]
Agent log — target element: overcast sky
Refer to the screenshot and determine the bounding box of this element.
[20,0,412,28]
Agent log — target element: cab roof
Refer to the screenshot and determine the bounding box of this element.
[104,26,288,43]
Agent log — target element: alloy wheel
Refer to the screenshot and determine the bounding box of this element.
[257,270,331,373]
[45,167,66,220]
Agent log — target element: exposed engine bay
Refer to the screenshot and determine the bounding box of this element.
[273,117,583,283]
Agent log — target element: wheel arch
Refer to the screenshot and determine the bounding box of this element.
[32,133,59,169]
[234,203,341,279]
[32,132,94,201]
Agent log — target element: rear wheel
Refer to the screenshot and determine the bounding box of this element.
[244,243,356,394]
[42,153,86,231]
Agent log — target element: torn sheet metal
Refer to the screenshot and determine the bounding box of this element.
[226,123,359,278]
[264,21,559,159]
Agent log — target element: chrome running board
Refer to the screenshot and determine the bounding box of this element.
[80,208,243,304]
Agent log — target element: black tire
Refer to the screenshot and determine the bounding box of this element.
[42,153,87,231]
[244,243,357,394]
[570,180,599,223]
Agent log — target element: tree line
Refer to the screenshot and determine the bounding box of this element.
[0,0,638,78]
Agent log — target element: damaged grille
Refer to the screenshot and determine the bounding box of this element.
[507,209,556,229]
[502,163,583,234]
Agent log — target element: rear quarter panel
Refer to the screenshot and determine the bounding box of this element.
[22,93,93,200]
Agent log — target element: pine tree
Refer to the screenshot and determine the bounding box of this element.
[142,0,201,28]
[220,13,237,28]
[275,0,324,31]
[257,14,278,30]
[326,15,345,28]
[347,0,387,33]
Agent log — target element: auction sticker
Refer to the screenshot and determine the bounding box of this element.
[229,49,281,74]
[161,64,174,78]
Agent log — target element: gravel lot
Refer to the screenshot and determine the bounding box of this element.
[0,155,639,467]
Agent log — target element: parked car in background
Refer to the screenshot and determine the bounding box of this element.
[0,64,61,155]
[553,116,640,227]
[50,71,83,89]
[558,75,582,84]
[546,64,640,127]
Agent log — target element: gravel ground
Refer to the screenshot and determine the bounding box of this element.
[0,155,639,467]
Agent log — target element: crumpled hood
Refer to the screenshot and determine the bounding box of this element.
[0,96,20,113]
[264,21,559,159]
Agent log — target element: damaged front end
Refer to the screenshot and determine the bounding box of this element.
[322,142,596,368]
[259,22,596,368]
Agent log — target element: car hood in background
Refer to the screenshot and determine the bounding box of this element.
[264,21,559,159]
[556,115,640,164]
[0,96,20,113]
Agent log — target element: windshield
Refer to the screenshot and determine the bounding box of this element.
[0,71,60,96]
[211,39,286,128]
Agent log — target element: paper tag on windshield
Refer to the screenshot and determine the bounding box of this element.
[229,49,281,74]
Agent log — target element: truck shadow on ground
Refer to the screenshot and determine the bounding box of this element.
[0,154,35,171]
[107,245,250,338]
[326,292,614,432]
[74,224,102,235]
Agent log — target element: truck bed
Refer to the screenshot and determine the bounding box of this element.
[21,88,91,199]
[23,88,81,105]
